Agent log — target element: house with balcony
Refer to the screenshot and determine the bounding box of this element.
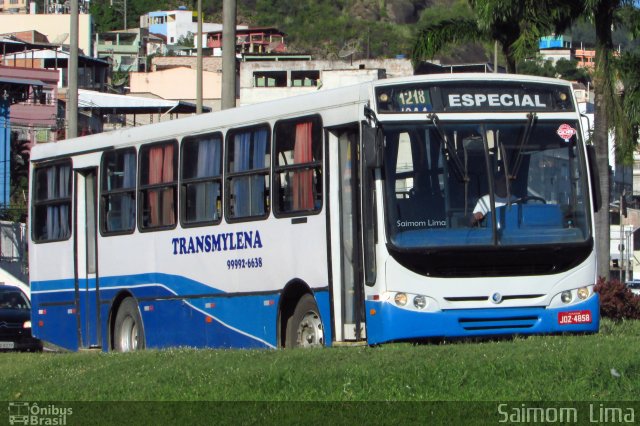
[140,8,232,46]
[95,28,151,73]
[206,27,287,56]
[1,35,109,138]
[1,65,59,144]
[574,48,596,70]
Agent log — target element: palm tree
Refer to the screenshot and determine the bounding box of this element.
[412,0,638,280]
[586,0,637,280]
[411,0,581,72]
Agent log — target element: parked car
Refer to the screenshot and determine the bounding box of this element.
[0,284,42,351]
[626,280,640,296]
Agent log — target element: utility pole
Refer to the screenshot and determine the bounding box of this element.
[196,0,203,114]
[67,0,79,139]
[221,0,236,110]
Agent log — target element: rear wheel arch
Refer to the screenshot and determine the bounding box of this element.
[108,291,143,351]
[278,280,324,348]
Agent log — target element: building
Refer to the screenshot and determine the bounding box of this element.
[95,28,151,73]
[0,13,93,54]
[539,35,572,49]
[140,9,238,46]
[574,48,596,70]
[2,44,109,92]
[206,27,287,56]
[239,58,414,106]
[0,0,28,14]
[1,65,47,212]
[129,65,221,114]
[1,65,58,144]
[1,35,109,138]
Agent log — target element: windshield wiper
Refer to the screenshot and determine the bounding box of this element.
[427,113,468,183]
[510,112,537,179]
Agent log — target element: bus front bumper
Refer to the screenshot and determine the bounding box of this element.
[364,294,599,345]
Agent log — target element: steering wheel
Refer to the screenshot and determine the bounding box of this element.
[511,195,546,204]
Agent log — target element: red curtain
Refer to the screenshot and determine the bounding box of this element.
[147,144,175,226]
[162,144,175,225]
[292,122,314,210]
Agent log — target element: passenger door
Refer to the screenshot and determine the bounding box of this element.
[328,127,366,342]
[74,168,100,348]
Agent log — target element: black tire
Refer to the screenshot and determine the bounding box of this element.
[285,294,324,348]
[113,297,145,352]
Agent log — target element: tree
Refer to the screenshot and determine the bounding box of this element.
[517,56,591,84]
[587,0,635,280]
[411,0,582,72]
[554,58,591,84]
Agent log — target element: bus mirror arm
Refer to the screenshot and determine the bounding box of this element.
[362,121,384,169]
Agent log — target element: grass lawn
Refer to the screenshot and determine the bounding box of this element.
[1,319,638,424]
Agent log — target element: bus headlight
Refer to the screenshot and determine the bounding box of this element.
[23,320,31,329]
[413,295,427,310]
[561,291,573,304]
[577,287,589,300]
[394,293,408,306]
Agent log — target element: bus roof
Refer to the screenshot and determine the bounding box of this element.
[30,73,573,162]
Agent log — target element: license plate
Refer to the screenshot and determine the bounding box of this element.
[558,310,592,325]
[0,341,15,349]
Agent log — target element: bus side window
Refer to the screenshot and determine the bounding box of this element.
[226,125,271,220]
[273,115,323,215]
[138,140,178,230]
[32,161,72,242]
[181,132,223,226]
[101,148,136,235]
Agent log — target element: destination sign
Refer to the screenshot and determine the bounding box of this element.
[376,82,574,113]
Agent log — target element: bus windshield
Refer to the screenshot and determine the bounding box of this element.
[383,119,591,249]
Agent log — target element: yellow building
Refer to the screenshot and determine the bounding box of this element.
[0,0,28,14]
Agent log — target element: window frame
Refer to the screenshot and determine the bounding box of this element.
[224,124,271,223]
[100,147,138,237]
[272,115,324,218]
[31,159,73,243]
[138,139,179,232]
[180,132,224,228]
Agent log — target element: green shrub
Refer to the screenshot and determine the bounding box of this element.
[594,278,640,321]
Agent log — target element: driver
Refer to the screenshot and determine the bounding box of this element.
[470,171,515,226]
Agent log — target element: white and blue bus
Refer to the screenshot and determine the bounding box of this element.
[28,73,601,351]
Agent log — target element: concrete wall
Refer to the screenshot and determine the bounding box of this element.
[129,66,221,108]
[151,56,223,72]
[239,58,413,106]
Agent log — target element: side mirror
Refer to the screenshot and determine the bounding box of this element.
[363,124,383,169]
[586,144,602,212]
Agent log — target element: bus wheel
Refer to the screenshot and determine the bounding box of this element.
[285,294,324,348]
[114,297,145,352]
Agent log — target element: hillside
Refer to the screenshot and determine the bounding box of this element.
[90,0,638,62]
[91,0,465,60]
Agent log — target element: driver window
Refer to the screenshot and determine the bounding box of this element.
[395,133,414,200]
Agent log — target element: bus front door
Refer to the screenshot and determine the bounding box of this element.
[74,168,101,348]
[329,128,366,342]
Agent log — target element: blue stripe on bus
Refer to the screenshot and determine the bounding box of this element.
[31,273,332,351]
[364,294,600,344]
